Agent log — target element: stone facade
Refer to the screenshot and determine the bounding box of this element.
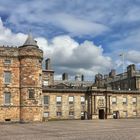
[42,87,140,120]
[42,88,86,120]
[88,90,140,119]
[0,34,43,122]
[19,46,43,122]
[95,64,140,90]
[1,34,140,123]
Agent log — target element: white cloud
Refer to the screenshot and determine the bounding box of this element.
[36,35,112,78]
[48,13,109,36]
[124,7,140,22]
[127,50,140,63]
[0,18,26,46]
[0,17,112,80]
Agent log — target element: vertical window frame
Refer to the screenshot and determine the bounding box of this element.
[81,96,85,104]
[123,97,127,105]
[56,112,62,117]
[132,97,137,105]
[4,59,11,65]
[112,97,117,105]
[4,92,11,105]
[69,96,74,104]
[69,111,74,116]
[56,96,62,105]
[44,95,49,105]
[43,112,49,118]
[28,89,35,99]
[4,71,11,84]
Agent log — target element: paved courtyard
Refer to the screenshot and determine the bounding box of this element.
[0,119,140,140]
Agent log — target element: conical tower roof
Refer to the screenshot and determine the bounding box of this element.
[22,33,38,48]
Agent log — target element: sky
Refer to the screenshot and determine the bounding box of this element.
[0,0,140,80]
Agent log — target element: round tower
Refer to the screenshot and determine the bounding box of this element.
[19,33,43,122]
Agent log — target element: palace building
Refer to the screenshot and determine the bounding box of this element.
[0,34,140,122]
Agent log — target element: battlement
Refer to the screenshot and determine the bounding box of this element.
[0,46,19,57]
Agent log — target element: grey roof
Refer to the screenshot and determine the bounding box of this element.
[22,33,38,48]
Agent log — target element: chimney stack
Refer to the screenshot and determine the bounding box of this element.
[62,73,68,81]
[81,74,84,81]
[45,58,51,70]
[109,69,116,78]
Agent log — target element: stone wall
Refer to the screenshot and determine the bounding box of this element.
[0,44,43,122]
[110,94,140,118]
[0,47,20,122]
[42,70,54,86]
[43,91,86,120]
[19,46,43,122]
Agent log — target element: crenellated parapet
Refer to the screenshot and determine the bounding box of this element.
[0,46,19,57]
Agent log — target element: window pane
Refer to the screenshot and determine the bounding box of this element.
[4,72,11,84]
[44,96,49,104]
[56,112,62,116]
[4,60,11,64]
[81,96,85,102]
[132,97,136,102]
[28,89,35,99]
[43,81,48,86]
[69,96,74,102]
[123,97,127,102]
[69,111,74,116]
[112,97,116,102]
[43,112,49,117]
[4,93,11,105]
[112,97,117,104]
[56,96,61,102]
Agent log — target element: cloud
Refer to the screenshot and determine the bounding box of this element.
[123,6,140,22]
[47,13,109,36]
[36,35,112,78]
[0,17,112,79]
[107,28,140,55]
[1,0,111,37]
[1,0,140,41]
[127,50,140,63]
[2,0,140,79]
[0,17,26,46]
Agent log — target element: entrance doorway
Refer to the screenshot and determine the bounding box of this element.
[99,109,105,119]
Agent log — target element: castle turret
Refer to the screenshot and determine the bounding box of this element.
[19,33,43,122]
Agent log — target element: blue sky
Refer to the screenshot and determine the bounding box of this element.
[0,0,140,80]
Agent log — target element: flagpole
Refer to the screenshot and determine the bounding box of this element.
[122,52,124,76]
[119,52,125,77]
